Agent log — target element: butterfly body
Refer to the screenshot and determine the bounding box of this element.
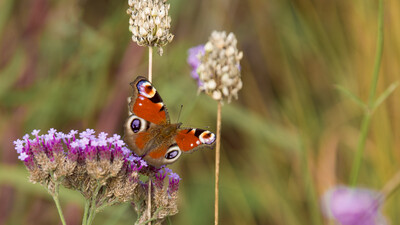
[124,76,216,167]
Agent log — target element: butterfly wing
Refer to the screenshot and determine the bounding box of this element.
[124,114,181,167]
[175,128,216,154]
[124,118,216,167]
[140,128,216,167]
[124,114,154,157]
[128,76,170,125]
[124,76,170,158]
[124,76,216,167]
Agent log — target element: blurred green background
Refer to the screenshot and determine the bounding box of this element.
[1,0,399,224]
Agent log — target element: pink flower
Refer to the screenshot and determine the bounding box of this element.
[321,186,387,225]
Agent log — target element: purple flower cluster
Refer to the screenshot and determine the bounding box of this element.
[14,128,147,171]
[153,166,181,194]
[14,128,182,222]
[187,45,205,87]
[322,186,386,225]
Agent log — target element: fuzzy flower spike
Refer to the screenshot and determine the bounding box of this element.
[127,0,174,55]
[14,128,181,225]
[196,31,243,103]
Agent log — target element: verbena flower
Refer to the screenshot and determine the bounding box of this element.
[195,31,243,103]
[168,172,181,194]
[134,166,180,224]
[187,45,205,87]
[321,186,387,225]
[14,128,181,224]
[127,0,174,55]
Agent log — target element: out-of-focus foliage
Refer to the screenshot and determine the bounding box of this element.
[1,0,400,224]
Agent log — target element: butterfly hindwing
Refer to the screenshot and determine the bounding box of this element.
[175,128,216,153]
[128,76,170,125]
[123,114,154,157]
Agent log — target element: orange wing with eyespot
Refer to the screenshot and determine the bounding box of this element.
[129,76,169,125]
[175,128,216,153]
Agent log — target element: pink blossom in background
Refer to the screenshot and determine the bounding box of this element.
[321,186,387,225]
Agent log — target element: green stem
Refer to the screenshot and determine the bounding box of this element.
[87,184,103,225]
[52,184,67,225]
[167,216,172,225]
[367,0,384,106]
[349,0,384,186]
[349,113,372,185]
[82,200,90,225]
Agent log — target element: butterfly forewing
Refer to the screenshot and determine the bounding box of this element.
[129,76,170,125]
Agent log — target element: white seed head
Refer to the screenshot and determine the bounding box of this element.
[212,90,222,100]
[127,0,174,54]
[204,42,213,52]
[207,80,217,89]
[156,28,163,37]
[197,31,243,103]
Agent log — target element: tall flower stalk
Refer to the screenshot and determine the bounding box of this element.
[188,31,243,225]
[214,101,222,224]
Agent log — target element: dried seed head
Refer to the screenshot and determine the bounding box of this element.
[196,31,243,103]
[128,0,174,55]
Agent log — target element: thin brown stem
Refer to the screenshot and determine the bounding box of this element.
[147,44,153,225]
[215,101,222,225]
[148,47,153,82]
[147,180,152,225]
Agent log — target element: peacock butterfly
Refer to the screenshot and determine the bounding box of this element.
[123,76,216,167]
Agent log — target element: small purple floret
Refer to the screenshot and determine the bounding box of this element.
[18,152,29,161]
[187,45,204,68]
[48,128,57,135]
[13,128,149,173]
[154,168,168,189]
[187,45,205,87]
[168,172,181,194]
[22,134,30,140]
[31,129,41,136]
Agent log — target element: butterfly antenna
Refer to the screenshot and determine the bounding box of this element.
[177,105,183,123]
